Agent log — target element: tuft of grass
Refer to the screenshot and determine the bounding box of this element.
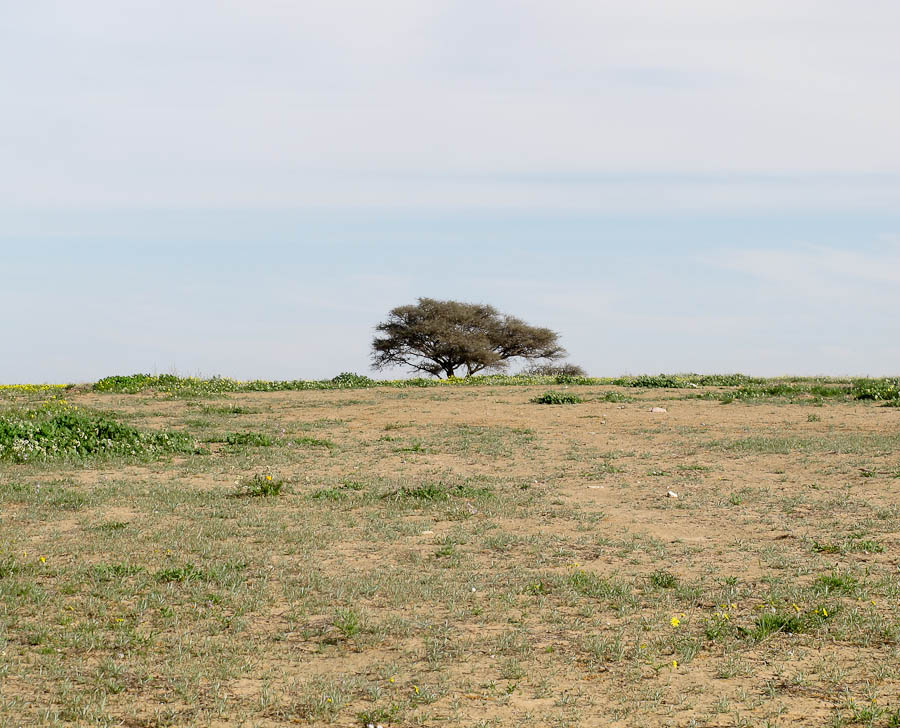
[814,572,858,594]
[312,482,364,501]
[155,563,204,583]
[752,606,834,640]
[566,570,632,601]
[225,431,273,447]
[333,608,362,639]
[383,481,493,502]
[812,536,884,555]
[93,563,145,581]
[292,436,336,449]
[531,391,584,405]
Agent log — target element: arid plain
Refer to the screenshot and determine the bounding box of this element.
[2,380,900,727]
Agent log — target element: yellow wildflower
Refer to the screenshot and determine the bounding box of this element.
[670,617,680,627]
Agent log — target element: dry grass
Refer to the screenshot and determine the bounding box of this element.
[1,384,900,727]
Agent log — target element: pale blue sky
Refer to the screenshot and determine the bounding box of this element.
[2,2,899,382]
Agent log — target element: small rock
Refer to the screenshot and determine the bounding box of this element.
[666,490,679,499]
[587,485,603,489]
[421,530,434,535]
[650,407,667,413]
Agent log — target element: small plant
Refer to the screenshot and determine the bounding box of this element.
[357,705,401,726]
[334,608,362,639]
[235,473,284,497]
[531,391,583,405]
[649,569,678,589]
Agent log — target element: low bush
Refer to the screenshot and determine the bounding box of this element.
[531,391,583,405]
[524,363,587,378]
[233,473,284,497]
[330,372,376,388]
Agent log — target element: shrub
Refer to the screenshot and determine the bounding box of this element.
[330,372,375,388]
[525,363,587,378]
[531,391,583,405]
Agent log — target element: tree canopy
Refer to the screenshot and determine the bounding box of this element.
[371,298,566,378]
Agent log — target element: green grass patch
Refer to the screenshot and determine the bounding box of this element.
[0,401,197,462]
[752,605,834,640]
[383,481,494,502]
[292,436,336,449]
[225,431,273,447]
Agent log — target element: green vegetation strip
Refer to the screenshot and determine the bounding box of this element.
[89,371,900,397]
[0,400,197,462]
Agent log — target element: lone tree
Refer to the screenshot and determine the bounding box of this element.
[372,298,566,378]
